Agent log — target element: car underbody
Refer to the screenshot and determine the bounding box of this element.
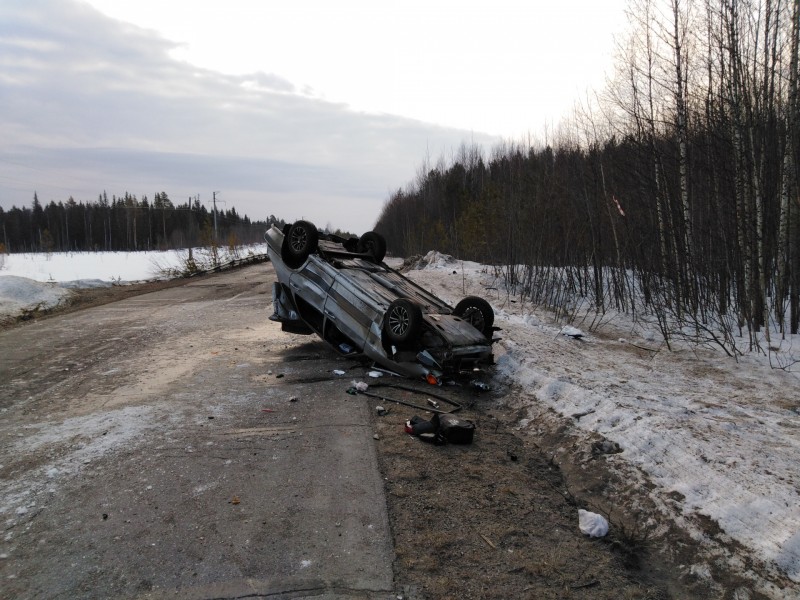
[265,220,496,381]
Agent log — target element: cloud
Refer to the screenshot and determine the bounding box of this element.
[0,0,498,232]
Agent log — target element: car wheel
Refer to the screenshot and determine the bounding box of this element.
[384,298,422,345]
[453,296,494,337]
[281,220,319,267]
[357,231,387,262]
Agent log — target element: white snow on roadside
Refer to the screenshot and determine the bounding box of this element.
[0,276,73,315]
[405,250,800,595]
[0,244,268,318]
[1,250,181,284]
[0,244,269,284]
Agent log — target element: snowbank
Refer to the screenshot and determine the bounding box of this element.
[0,276,73,316]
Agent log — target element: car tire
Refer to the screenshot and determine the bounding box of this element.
[357,231,387,263]
[384,298,423,345]
[453,296,494,337]
[281,220,319,267]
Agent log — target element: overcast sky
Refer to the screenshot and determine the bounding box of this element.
[0,0,628,233]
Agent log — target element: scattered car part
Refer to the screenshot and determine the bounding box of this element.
[404,413,476,445]
[432,413,475,444]
[347,382,462,414]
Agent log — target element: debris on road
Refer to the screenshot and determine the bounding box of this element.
[348,382,462,414]
[592,439,622,455]
[470,380,491,392]
[561,326,585,339]
[578,509,609,537]
[404,416,437,436]
[403,413,475,445]
[432,413,475,444]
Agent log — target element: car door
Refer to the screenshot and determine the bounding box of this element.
[288,259,337,333]
[324,270,382,350]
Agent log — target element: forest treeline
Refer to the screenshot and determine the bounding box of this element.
[375,0,800,345]
[0,192,283,253]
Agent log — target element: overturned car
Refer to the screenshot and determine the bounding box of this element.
[265,220,496,380]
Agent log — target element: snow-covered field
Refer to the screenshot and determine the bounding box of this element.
[2,248,799,596]
[0,245,268,318]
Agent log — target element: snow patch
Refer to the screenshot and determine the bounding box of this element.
[1,405,159,518]
[0,245,268,319]
[0,276,73,315]
[414,250,456,270]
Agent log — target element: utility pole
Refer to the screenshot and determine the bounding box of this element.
[212,191,220,242]
[188,194,198,258]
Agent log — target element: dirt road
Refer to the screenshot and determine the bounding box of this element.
[0,265,396,598]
